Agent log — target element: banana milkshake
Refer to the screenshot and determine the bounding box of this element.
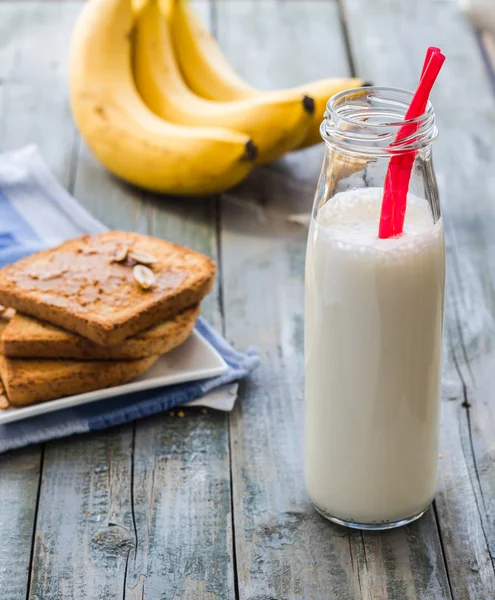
[305,187,445,527]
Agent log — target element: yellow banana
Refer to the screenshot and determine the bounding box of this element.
[171,0,365,149]
[69,0,256,195]
[286,79,368,148]
[134,0,314,163]
[171,0,255,101]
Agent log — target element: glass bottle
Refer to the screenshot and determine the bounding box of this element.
[305,87,445,530]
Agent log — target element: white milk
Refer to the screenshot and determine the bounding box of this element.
[305,187,445,525]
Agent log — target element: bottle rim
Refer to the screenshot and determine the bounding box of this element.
[320,86,438,155]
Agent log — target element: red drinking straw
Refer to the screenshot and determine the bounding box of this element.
[421,47,440,78]
[378,48,445,238]
[385,47,442,234]
[391,50,445,234]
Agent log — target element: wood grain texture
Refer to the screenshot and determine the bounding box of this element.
[0,3,80,598]
[0,449,41,600]
[348,513,451,600]
[0,1,79,182]
[126,409,234,600]
[29,429,134,599]
[215,1,450,598]
[25,2,232,598]
[341,0,495,597]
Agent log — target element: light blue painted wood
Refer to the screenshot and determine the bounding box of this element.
[0,3,79,598]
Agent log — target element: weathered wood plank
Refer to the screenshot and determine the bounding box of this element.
[125,409,234,600]
[27,3,233,598]
[0,3,81,598]
[350,513,451,599]
[341,0,495,598]
[31,412,232,600]
[0,449,41,600]
[29,429,135,599]
[216,0,451,598]
[0,1,79,183]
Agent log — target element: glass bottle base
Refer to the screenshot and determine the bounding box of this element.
[312,502,430,531]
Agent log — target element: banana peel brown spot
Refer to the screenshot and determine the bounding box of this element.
[94,105,107,120]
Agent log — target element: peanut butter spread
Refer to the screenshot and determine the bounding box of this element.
[4,234,187,315]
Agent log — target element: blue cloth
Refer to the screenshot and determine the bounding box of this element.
[0,146,259,452]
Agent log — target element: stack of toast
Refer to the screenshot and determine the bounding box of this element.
[0,232,215,407]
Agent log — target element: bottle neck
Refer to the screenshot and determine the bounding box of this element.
[320,86,437,158]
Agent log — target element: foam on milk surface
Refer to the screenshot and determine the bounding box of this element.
[314,187,442,255]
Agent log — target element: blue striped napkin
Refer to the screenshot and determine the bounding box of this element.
[0,146,259,452]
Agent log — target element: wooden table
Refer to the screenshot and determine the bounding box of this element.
[1,1,495,598]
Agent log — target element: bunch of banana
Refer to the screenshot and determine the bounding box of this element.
[133,0,315,164]
[170,0,365,149]
[69,0,364,195]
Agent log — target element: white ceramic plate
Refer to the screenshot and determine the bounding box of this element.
[0,330,228,425]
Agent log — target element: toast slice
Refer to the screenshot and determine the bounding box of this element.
[0,354,159,406]
[0,232,215,346]
[2,305,199,360]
